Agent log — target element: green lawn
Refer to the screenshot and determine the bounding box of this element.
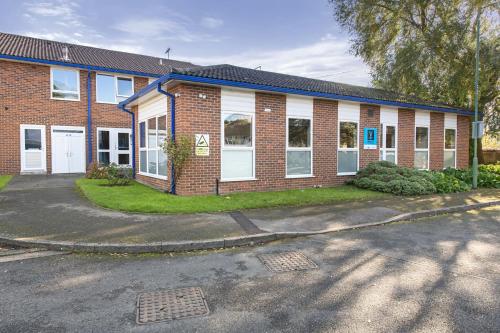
[76,178,388,214]
[0,175,12,191]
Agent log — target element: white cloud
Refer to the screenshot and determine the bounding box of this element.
[179,35,372,86]
[113,17,222,43]
[24,0,84,27]
[201,17,223,29]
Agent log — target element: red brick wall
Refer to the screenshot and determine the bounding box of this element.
[398,108,415,167]
[429,112,444,170]
[0,60,150,174]
[457,115,471,168]
[169,84,349,195]
[359,104,380,168]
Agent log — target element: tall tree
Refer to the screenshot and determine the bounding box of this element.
[329,0,499,141]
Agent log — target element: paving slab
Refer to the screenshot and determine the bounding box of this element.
[246,189,500,233]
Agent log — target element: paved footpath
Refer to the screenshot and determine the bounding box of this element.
[0,175,498,249]
[0,207,498,332]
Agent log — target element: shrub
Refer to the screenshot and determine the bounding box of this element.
[86,162,108,179]
[162,134,194,186]
[429,171,471,193]
[106,163,132,186]
[479,164,500,175]
[443,166,500,188]
[352,162,437,196]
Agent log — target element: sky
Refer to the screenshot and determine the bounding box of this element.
[1,0,372,86]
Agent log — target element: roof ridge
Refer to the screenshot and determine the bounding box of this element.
[0,31,194,66]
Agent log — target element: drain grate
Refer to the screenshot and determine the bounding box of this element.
[136,287,209,324]
[258,251,318,273]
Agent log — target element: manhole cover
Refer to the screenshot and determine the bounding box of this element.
[136,287,209,324]
[258,251,318,273]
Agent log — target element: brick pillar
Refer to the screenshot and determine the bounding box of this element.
[398,109,415,167]
[254,92,286,184]
[359,104,380,169]
[429,112,444,170]
[313,99,338,183]
[457,115,471,169]
[174,84,221,195]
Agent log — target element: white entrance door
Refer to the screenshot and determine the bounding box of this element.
[20,124,47,173]
[97,128,131,166]
[51,126,86,174]
[380,124,397,164]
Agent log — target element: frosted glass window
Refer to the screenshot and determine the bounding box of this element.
[338,151,358,174]
[287,151,311,175]
[221,150,253,179]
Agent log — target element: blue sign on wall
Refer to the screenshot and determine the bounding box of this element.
[363,128,378,149]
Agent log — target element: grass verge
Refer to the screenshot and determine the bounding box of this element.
[0,175,12,191]
[76,178,388,214]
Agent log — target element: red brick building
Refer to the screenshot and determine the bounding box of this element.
[122,65,472,195]
[0,33,472,195]
[0,32,194,175]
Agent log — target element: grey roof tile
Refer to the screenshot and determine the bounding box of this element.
[173,64,469,112]
[0,32,195,76]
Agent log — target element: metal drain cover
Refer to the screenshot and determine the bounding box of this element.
[258,251,318,273]
[136,287,209,324]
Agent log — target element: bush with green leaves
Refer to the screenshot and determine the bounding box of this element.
[106,163,132,186]
[351,161,495,195]
[479,164,500,175]
[352,161,437,195]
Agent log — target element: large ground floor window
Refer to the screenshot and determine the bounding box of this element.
[338,121,358,175]
[286,117,312,177]
[221,112,254,180]
[444,128,456,168]
[415,126,429,169]
[139,115,167,178]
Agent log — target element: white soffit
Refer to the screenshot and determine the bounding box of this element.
[444,113,457,128]
[221,88,255,114]
[286,95,313,117]
[338,101,360,121]
[380,107,398,124]
[415,110,430,127]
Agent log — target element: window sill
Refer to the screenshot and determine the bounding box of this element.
[138,172,168,180]
[285,175,315,179]
[337,172,357,176]
[51,97,80,102]
[219,177,257,183]
[96,101,119,105]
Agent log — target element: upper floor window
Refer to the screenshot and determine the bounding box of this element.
[51,68,80,101]
[96,74,133,104]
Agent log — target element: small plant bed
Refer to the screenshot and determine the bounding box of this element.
[351,161,500,196]
[0,175,12,191]
[76,179,387,214]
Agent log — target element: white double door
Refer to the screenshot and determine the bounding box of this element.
[51,126,86,174]
[97,128,131,166]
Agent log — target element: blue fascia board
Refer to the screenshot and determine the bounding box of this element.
[0,54,162,78]
[120,72,474,116]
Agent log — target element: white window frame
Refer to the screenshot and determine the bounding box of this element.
[50,67,80,101]
[380,123,398,164]
[138,116,168,180]
[337,120,359,176]
[444,127,457,169]
[20,124,47,173]
[96,127,132,167]
[415,126,430,170]
[286,115,313,178]
[96,73,134,104]
[220,111,256,182]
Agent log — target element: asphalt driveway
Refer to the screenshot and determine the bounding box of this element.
[0,175,245,242]
[0,207,498,332]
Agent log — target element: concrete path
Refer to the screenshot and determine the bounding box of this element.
[1,207,498,332]
[0,175,498,247]
[0,175,244,243]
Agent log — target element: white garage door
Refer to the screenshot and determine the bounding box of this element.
[51,126,86,174]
